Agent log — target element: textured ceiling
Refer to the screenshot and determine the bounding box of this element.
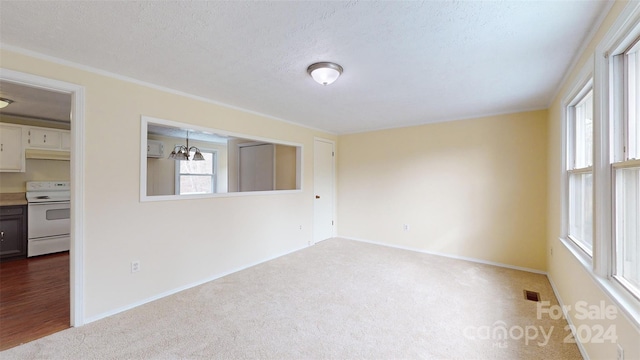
[148,123,229,144]
[0,1,610,134]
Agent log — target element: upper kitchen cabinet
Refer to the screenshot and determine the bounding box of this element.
[24,126,70,155]
[0,124,25,172]
[27,127,62,149]
[0,124,71,171]
[146,139,164,158]
[61,132,71,150]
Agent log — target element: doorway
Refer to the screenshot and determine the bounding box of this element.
[313,138,335,243]
[0,69,85,333]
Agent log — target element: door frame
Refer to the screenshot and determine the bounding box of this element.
[1,68,86,326]
[313,137,336,243]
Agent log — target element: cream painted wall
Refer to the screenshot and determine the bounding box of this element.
[0,49,337,320]
[275,144,297,190]
[546,2,640,359]
[338,110,548,271]
[0,158,70,192]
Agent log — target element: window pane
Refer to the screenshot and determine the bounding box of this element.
[180,175,212,194]
[574,91,593,168]
[615,167,640,291]
[569,172,593,253]
[179,151,213,175]
[629,50,640,159]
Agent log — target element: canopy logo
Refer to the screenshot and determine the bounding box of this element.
[462,321,554,347]
[463,300,619,349]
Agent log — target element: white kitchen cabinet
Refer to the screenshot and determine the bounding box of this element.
[147,139,164,158]
[61,131,71,150]
[27,128,61,149]
[0,124,25,172]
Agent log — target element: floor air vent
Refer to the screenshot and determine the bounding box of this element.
[523,290,541,302]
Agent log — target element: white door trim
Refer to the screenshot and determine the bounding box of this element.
[0,68,86,326]
[313,137,336,243]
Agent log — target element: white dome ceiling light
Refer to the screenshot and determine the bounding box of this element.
[0,98,14,109]
[307,62,343,86]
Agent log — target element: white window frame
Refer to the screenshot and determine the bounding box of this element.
[613,160,640,299]
[565,80,594,256]
[562,0,640,328]
[610,38,640,300]
[174,149,218,195]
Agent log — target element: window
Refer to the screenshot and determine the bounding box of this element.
[612,38,640,298]
[567,87,594,255]
[615,167,640,293]
[559,4,640,327]
[176,150,216,195]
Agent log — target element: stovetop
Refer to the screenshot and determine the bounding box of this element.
[25,181,71,203]
[26,181,70,192]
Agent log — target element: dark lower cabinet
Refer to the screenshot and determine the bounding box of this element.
[0,205,27,261]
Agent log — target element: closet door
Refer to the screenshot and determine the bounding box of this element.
[239,143,274,192]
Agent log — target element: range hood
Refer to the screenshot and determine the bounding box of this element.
[25,149,70,161]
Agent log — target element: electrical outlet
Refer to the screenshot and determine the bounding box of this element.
[617,344,623,360]
[131,260,141,273]
[299,225,303,230]
[403,224,410,232]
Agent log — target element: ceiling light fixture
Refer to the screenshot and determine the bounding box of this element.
[307,62,343,86]
[168,132,205,161]
[0,98,14,109]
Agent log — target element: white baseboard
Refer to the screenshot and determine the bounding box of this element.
[339,236,547,275]
[547,275,590,360]
[84,244,308,324]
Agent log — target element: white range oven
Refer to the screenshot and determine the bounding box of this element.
[25,181,71,257]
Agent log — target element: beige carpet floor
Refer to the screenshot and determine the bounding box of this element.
[1,238,581,359]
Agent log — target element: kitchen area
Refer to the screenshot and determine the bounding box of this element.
[0,81,72,349]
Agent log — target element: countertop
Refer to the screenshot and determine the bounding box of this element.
[0,193,27,206]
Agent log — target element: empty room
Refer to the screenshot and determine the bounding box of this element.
[0,1,639,359]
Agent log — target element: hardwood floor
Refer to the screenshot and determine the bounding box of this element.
[0,252,70,351]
